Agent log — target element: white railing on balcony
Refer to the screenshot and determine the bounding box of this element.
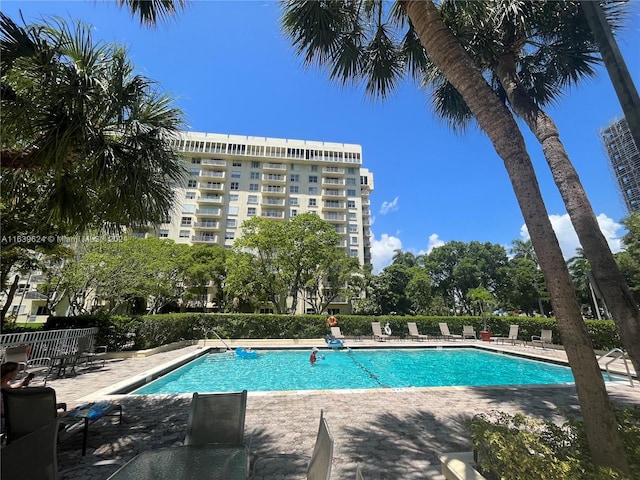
[0,327,99,362]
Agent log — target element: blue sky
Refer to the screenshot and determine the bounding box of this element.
[4,1,639,273]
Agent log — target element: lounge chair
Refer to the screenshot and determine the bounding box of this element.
[252,409,334,480]
[407,322,429,341]
[76,336,108,368]
[371,322,389,342]
[330,327,345,340]
[438,323,462,340]
[356,463,365,480]
[0,419,59,480]
[531,329,553,349]
[2,345,29,375]
[1,387,65,443]
[462,325,477,340]
[497,325,520,345]
[184,390,248,446]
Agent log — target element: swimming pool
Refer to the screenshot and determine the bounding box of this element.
[132,348,576,395]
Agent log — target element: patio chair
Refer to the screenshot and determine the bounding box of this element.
[407,322,429,341]
[438,323,462,340]
[76,336,108,368]
[0,419,59,480]
[184,390,248,446]
[371,322,389,342]
[1,386,66,443]
[2,345,29,375]
[531,329,553,349]
[330,327,345,340]
[497,325,520,345]
[252,409,334,480]
[462,325,477,340]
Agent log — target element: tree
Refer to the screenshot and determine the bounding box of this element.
[0,14,186,287]
[510,238,545,315]
[616,213,640,306]
[280,0,628,471]
[181,244,228,313]
[507,256,549,315]
[431,0,640,374]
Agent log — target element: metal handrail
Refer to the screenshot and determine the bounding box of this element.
[208,328,231,351]
[598,348,634,387]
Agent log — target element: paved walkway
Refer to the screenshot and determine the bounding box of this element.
[34,339,639,480]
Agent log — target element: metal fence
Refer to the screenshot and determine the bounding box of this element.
[0,327,99,362]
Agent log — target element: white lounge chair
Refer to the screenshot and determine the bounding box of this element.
[438,323,462,340]
[371,322,389,342]
[330,327,345,340]
[407,322,429,341]
[531,329,553,349]
[497,325,520,345]
[252,409,334,480]
[462,325,477,340]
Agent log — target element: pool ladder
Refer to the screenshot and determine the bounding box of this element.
[202,328,232,351]
[598,348,634,387]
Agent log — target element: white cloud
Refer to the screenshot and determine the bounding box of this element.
[417,233,446,256]
[520,213,624,259]
[379,196,399,215]
[370,232,402,274]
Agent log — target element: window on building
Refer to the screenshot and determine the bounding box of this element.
[290,197,299,206]
[347,200,356,208]
[308,198,317,207]
[308,175,318,183]
[348,224,358,233]
[291,163,300,171]
[179,230,190,238]
[228,206,239,215]
[291,209,298,217]
[350,249,359,257]
[248,195,258,204]
[229,194,239,201]
[192,158,201,164]
[182,204,196,213]
[310,165,318,172]
[187,180,197,188]
[181,217,192,226]
[247,207,257,216]
[190,168,200,176]
[290,186,299,193]
[225,232,235,240]
[251,161,260,168]
[247,183,257,191]
[347,168,356,174]
[186,191,196,200]
[351,236,358,245]
[250,171,260,179]
[159,229,169,238]
[232,161,242,167]
[348,212,357,220]
[229,182,239,190]
[226,219,237,228]
[347,189,356,197]
[309,187,318,194]
[346,177,356,185]
[290,174,300,182]
[231,171,241,178]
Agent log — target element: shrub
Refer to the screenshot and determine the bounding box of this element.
[469,408,640,479]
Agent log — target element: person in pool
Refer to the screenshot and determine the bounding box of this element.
[310,347,318,365]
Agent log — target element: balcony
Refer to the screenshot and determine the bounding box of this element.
[201,158,227,167]
[322,189,346,198]
[322,201,344,210]
[322,178,345,186]
[262,163,286,171]
[261,186,285,196]
[199,170,225,179]
[193,221,220,230]
[261,210,285,219]
[322,167,345,175]
[261,198,285,207]
[196,207,221,217]
[192,235,219,244]
[323,213,346,223]
[262,174,286,183]
[198,194,223,204]
[198,182,224,191]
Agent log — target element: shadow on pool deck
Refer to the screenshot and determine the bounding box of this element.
[35,340,640,480]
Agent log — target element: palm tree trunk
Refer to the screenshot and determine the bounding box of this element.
[401,0,629,473]
[494,54,640,375]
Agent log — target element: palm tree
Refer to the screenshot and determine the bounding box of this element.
[0,15,186,258]
[430,0,640,378]
[111,0,629,472]
[280,0,627,472]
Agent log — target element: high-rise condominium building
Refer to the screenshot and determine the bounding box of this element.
[160,131,374,266]
[601,117,640,213]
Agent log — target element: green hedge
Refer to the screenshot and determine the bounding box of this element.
[44,314,623,352]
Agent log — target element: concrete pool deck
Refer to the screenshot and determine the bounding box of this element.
[40,338,639,479]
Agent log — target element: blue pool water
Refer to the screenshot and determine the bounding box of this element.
[132,348,576,394]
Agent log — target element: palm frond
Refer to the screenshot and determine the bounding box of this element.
[116,0,186,27]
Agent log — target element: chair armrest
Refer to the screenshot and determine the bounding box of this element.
[57,402,68,412]
[531,335,541,341]
[94,346,108,354]
[26,357,52,368]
